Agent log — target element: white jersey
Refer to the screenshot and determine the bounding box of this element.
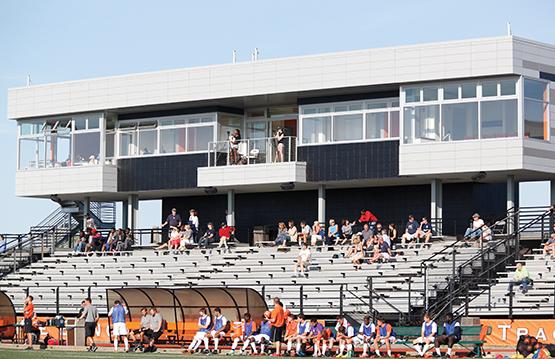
[358,323,376,337]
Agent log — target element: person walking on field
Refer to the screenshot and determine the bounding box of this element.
[79,297,99,352]
[108,300,130,352]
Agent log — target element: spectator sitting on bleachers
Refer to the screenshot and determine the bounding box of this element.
[283,311,298,356]
[373,317,396,357]
[464,213,484,240]
[210,307,229,354]
[401,215,419,248]
[85,228,102,252]
[380,229,391,248]
[311,221,324,246]
[543,233,555,256]
[433,313,460,358]
[299,220,311,245]
[354,315,375,358]
[417,217,433,247]
[369,235,391,264]
[156,227,180,250]
[348,236,365,269]
[199,222,217,248]
[506,262,532,295]
[361,223,373,245]
[388,223,397,243]
[229,312,257,355]
[293,243,312,277]
[327,219,339,245]
[178,224,194,250]
[413,313,437,357]
[186,307,211,353]
[275,222,290,247]
[288,220,298,246]
[339,219,353,245]
[102,228,116,253]
[144,307,163,353]
[218,222,234,252]
[73,230,87,253]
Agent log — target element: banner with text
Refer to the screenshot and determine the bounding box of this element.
[481,319,555,346]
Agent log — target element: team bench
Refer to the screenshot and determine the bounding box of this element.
[394,325,492,358]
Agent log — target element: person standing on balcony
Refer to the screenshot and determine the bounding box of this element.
[274,127,285,162]
[229,129,241,165]
[161,208,182,243]
[23,295,35,350]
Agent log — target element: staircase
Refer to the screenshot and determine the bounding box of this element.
[0,200,116,277]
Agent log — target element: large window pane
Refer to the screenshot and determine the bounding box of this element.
[480,100,518,139]
[524,79,548,101]
[302,116,331,144]
[19,138,43,170]
[524,99,548,140]
[160,128,186,153]
[412,105,440,142]
[423,87,438,101]
[219,113,243,141]
[187,126,214,152]
[74,132,100,165]
[105,132,115,158]
[20,123,41,136]
[403,108,414,144]
[443,85,459,100]
[365,112,388,139]
[333,114,363,141]
[119,132,136,157]
[442,102,478,141]
[138,129,157,155]
[390,111,400,138]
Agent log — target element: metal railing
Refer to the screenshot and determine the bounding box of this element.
[208,136,297,166]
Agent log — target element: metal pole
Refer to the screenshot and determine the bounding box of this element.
[509,289,514,319]
[87,286,91,299]
[488,279,492,311]
[339,285,343,316]
[553,283,555,319]
[262,285,266,302]
[424,266,428,310]
[300,285,304,314]
[407,279,412,322]
[465,289,469,316]
[56,287,60,314]
[367,277,373,313]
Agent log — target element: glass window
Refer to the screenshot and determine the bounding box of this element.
[138,129,157,155]
[187,126,214,151]
[334,104,348,112]
[218,113,243,141]
[404,105,440,143]
[482,81,498,97]
[443,85,459,100]
[18,138,43,170]
[423,87,438,101]
[349,103,363,111]
[74,117,87,130]
[500,79,517,96]
[54,129,71,167]
[524,79,548,101]
[442,102,478,141]
[160,128,186,154]
[302,106,331,115]
[119,132,136,157]
[461,84,476,98]
[302,116,331,144]
[105,132,115,158]
[367,102,388,109]
[365,112,388,139]
[524,99,548,140]
[403,108,414,144]
[333,114,363,141]
[20,123,40,136]
[480,100,518,139]
[74,132,100,165]
[390,111,400,138]
[87,116,100,129]
[391,100,400,107]
[405,88,420,103]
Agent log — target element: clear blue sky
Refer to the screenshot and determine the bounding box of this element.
[0,0,552,233]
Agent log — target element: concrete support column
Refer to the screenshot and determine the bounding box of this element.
[121,200,129,229]
[318,185,326,225]
[507,175,516,233]
[227,190,235,227]
[127,194,139,230]
[431,179,443,235]
[83,196,90,229]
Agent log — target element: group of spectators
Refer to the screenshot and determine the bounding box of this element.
[73,216,135,254]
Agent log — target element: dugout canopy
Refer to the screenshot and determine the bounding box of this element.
[0,291,16,339]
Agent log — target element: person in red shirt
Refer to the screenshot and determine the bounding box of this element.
[358,210,378,224]
[217,223,234,252]
[269,297,285,356]
[23,295,35,350]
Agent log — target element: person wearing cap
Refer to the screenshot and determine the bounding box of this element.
[161,208,182,243]
[464,213,484,240]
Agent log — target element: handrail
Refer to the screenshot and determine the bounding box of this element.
[208,136,297,167]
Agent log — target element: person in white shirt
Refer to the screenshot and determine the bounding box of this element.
[413,313,437,357]
[187,308,212,353]
[354,316,376,358]
[293,243,311,277]
[294,314,310,356]
[210,307,228,353]
[325,316,351,356]
[299,221,312,245]
[189,209,199,232]
[464,213,484,240]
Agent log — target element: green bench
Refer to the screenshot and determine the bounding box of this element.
[394,325,492,358]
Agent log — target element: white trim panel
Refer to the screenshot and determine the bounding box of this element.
[197,162,307,187]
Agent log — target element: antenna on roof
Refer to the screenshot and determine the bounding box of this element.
[232,49,237,64]
[254,47,259,61]
[506,22,512,36]
[26,74,32,87]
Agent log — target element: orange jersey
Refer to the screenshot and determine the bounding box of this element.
[285,320,298,337]
[271,304,285,327]
[23,303,34,319]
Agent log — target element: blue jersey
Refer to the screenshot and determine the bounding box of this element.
[423,321,437,337]
[298,321,309,335]
[214,315,227,331]
[359,323,375,336]
[444,321,460,339]
[199,315,211,332]
[244,321,255,337]
[110,305,126,324]
[379,324,396,337]
[260,321,272,336]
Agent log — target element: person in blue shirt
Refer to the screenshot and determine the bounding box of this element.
[401,215,420,248]
[210,307,228,353]
[108,300,129,352]
[245,312,272,355]
[433,313,461,358]
[417,217,433,247]
[327,219,339,245]
[373,317,396,357]
[354,315,376,357]
[413,313,437,357]
[186,308,211,353]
